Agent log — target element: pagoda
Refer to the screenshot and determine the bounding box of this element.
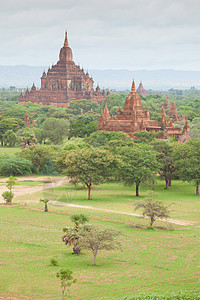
[19,32,107,107]
[98,78,190,142]
[136,81,148,96]
[160,98,185,122]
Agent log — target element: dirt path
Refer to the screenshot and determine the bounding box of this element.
[49,200,195,226]
[0,176,194,226]
[0,176,69,203]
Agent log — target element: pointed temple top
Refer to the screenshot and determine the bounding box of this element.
[131,78,136,93]
[64,31,69,47]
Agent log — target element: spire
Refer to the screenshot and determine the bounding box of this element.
[168,118,173,127]
[160,106,166,116]
[131,78,136,93]
[145,106,150,118]
[102,104,111,119]
[64,31,69,47]
[182,118,190,134]
[160,114,167,127]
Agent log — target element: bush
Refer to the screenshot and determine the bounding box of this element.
[2,191,14,204]
[50,258,59,266]
[0,157,32,176]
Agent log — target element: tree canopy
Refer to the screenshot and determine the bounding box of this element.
[63,148,121,199]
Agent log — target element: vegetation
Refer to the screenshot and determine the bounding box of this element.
[78,225,121,265]
[56,268,76,299]
[40,198,49,212]
[118,144,159,196]
[2,176,17,204]
[1,87,200,298]
[63,148,120,199]
[0,156,32,176]
[135,197,171,227]
[62,214,89,254]
[0,180,199,299]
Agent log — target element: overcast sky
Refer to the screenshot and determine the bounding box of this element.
[0,0,200,71]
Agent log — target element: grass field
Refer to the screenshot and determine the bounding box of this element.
[0,179,200,299]
[0,147,20,156]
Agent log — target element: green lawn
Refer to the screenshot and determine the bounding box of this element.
[0,179,200,299]
[0,147,20,156]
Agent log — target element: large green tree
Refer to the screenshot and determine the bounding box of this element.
[19,144,55,173]
[0,118,20,146]
[151,140,175,189]
[68,116,98,138]
[63,148,120,199]
[173,138,200,195]
[85,130,132,148]
[42,117,69,144]
[119,144,159,196]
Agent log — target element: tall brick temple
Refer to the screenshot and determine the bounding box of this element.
[98,78,190,142]
[19,32,107,107]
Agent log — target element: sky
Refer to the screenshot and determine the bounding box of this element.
[0,0,200,71]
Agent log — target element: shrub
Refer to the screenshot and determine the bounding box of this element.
[2,191,14,204]
[0,157,32,176]
[50,257,59,266]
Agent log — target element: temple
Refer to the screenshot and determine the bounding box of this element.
[19,32,108,107]
[160,97,185,122]
[98,78,190,142]
[136,81,148,96]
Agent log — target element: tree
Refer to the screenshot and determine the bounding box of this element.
[101,94,126,116]
[133,131,160,144]
[173,138,200,195]
[2,176,17,204]
[19,144,54,173]
[40,199,49,212]
[6,176,17,192]
[78,225,121,265]
[135,198,171,227]
[85,130,132,148]
[63,148,120,199]
[56,268,76,300]
[66,99,100,115]
[63,137,90,151]
[3,130,18,147]
[0,118,20,146]
[18,129,37,148]
[68,116,98,138]
[42,117,69,144]
[119,145,159,196]
[151,140,175,189]
[62,214,89,254]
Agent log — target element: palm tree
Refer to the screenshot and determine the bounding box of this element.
[62,214,89,254]
[40,199,49,212]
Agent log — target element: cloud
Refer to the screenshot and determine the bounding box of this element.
[0,0,199,70]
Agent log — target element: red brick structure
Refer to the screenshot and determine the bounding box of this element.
[136,81,148,96]
[98,78,190,142]
[160,98,185,122]
[19,32,107,107]
[160,97,171,110]
[24,112,34,127]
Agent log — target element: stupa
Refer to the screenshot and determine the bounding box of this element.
[19,32,107,107]
[98,78,190,142]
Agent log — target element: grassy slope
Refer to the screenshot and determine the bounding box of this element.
[0,179,200,299]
